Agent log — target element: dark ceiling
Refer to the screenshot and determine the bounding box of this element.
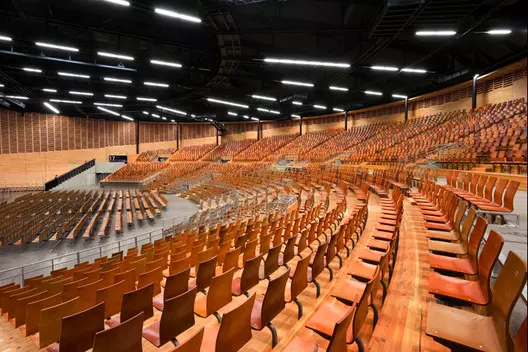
[0,0,526,125]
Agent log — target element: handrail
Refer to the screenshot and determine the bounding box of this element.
[44,159,96,191]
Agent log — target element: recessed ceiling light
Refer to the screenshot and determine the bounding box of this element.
[401,68,427,73]
[392,94,408,99]
[70,91,93,96]
[137,97,157,102]
[97,106,120,116]
[7,95,29,100]
[58,71,90,79]
[251,94,276,102]
[264,58,350,68]
[486,29,512,35]
[365,90,382,96]
[98,51,134,61]
[23,67,42,73]
[104,77,132,84]
[206,98,249,109]
[416,30,456,36]
[102,0,130,6]
[42,88,57,93]
[50,99,82,104]
[154,8,202,23]
[0,35,12,42]
[292,101,303,106]
[36,42,79,52]
[144,81,169,88]
[281,80,314,87]
[43,102,60,114]
[329,86,348,92]
[313,105,327,110]
[150,59,182,68]
[156,105,187,115]
[371,65,399,71]
[94,102,123,107]
[104,94,127,99]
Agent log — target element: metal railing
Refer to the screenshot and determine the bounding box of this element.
[45,159,96,191]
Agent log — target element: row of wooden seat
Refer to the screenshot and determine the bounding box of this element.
[233,134,298,161]
[202,139,256,161]
[168,144,217,161]
[105,162,167,182]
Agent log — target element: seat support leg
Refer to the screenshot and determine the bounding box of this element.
[354,336,365,352]
[267,322,278,348]
[313,280,321,298]
[213,312,222,323]
[370,303,379,328]
[293,298,303,319]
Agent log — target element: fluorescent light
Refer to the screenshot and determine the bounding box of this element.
[206,98,249,109]
[292,114,301,118]
[228,112,238,116]
[70,91,93,96]
[104,77,132,84]
[162,117,167,120]
[23,68,42,73]
[0,84,4,88]
[191,114,196,118]
[392,94,407,99]
[42,88,57,93]
[36,42,79,52]
[49,99,82,104]
[416,30,456,36]
[156,105,187,115]
[264,58,350,68]
[256,108,280,115]
[371,65,399,71]
[121,115,134,121]
[7,95,29,100]
[292,101,303,106]
[401,68,427,73]
[137,97,157,102]
[250,117,259,121]
[281,80,314,87]
[94,102,123,107]
[144,81,169,88]
[102,0,130,6]
[257,108,268,112]
[333,108,344,112]
[170,119,175,122]
[104,94,127,99]
[329,86,348,92]
[152,114,160,118]
[243,115,249,119]
[486,29,512,35]
[154,8,202,23]
[98,51,134,61]
[142,111,149,115]
[97,106,120,116]
[58,71,90,79]
[0,35,12,42]
[313,105,327,110]
[251,94,276,102]
[43,102,60,114]
[150,59,182,68]
[365,90,382,96]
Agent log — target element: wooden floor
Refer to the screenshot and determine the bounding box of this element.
[0,191,451,351]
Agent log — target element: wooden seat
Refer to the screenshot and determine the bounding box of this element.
[200,294,256,352]
[426,251,527,351]
[114,268,136,292]
[93,312,144,352]
[188,256,218,292]
[154,268,191,311]
[96,280,126,318]
[143,287,197,347]
[308,242,329,297]
[250,268,290,347]
[194,268,236,322]
[14,290,50,328]
[77,278,105,311]
[263,243,282,279]
[137,266,163,297]
[429,230,504,305]
[167,327,204,352]
[285,254,310,319]
[37,297,79,349]
[232,254,263,296]
[24,293,62,336]
[106,283,154,328]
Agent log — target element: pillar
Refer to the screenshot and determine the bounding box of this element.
[404,97,409,123]
[472,74,479,110]
[135,120,140,154]
[299,116,303,136]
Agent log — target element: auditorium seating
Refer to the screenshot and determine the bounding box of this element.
[203,139,256,161]
[234,134,298,161]
[104,162,167,182]
[169,144,217,161]
[265,130,341,161]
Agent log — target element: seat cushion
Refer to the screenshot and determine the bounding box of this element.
[372,230,395,241]
[193,293,208,317]
[231,277,242,296]
[200,324,220,352]
[331,279,366,303]
[376,224,396,233]
[428,254,476,275]
[347,260,378,280]
[429,272,487,305]
[367,239,390,251]
[428,240,466,255]
[476,204,510,212]
[425,222,453,231]
[423,215,448,223]
[426,230,458,242]
[357,248,384,264]
[142,320,161,347]
[305,299,348,337]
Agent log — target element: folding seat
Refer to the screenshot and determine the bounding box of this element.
[232,254,263,296]
[166,327,204,352]
[129,257,147,280]
[163,255,191,278]
[188,256,218,292]
[96,280,126,318]
[14,290,50,327]
[143,287,197,347]
[36,297,79,349]
[279,235,297,267]
[106,283,154,328]
[200,294,256,352]
[46,302,104,352]
[6,287,43,320]
[194,268,236,322]
[428,208,479,255]
[429,216,487,275]
[427,201,471,243]
[114,268,136,292]
[154,268,191,311]
[349,246,391,302]
[429,230,504,305]
[426,251,526,351]
[262,243,282,279]
[1,285,35,314]
[475,180,520,214]
[424,197,463,232]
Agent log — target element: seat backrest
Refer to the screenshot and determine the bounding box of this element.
[290,254,310,300]
[57,302,105,352]
[501,181,520,211]
[243,239,259,263]
[114,268,136,293]
[25,292,62,336]
[261,268,290,326]
[264,243,282,278]
[223,247,241,274]
[467,216,488,269]
[297,229,309,254]
[137,266,163,297]
[490,251,527,352]
[476,175,488,197]
[196,256,218,291]
[483,177,498,201]
[164,268,191,301]
[459,207,477,245]
[491,179,509,206]
[206,268,235,316]
[477,230,504,304]
[326,233,338,263]
[240,254,263,294]
[311,242,328,280]
[282,235,297,265]
[146,258,165,273]
[77,278,104,311]
[39,297,79,348]
[130,257,147,280]
[96,280,125,318]
[159,287,197,346]
[514,317,527,352]
[215,293,256,352]
[169,256,192,276]
[120,283,154,322]
[327,303,356,352]
[350,273,378,342]
[451,199,467,230]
